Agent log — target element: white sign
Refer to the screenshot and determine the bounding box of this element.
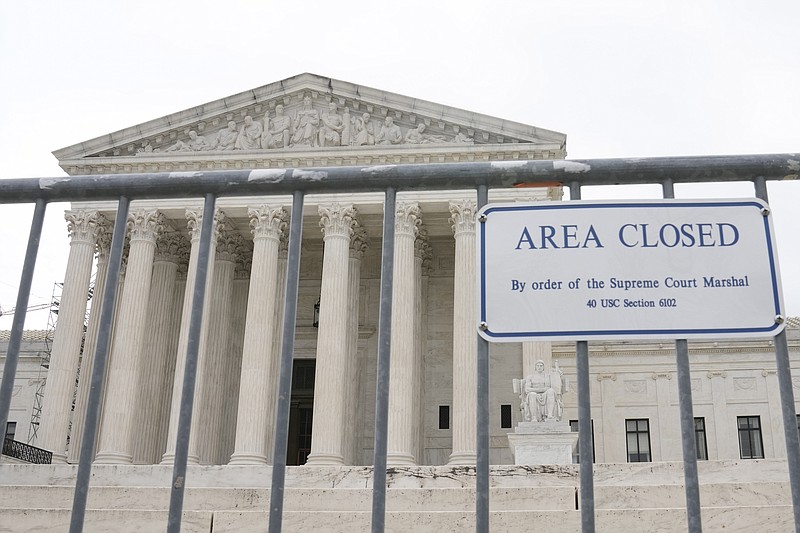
[478,199,785,341]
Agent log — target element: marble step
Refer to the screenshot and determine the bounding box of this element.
[0,506,794,533]
[0,482,791,512]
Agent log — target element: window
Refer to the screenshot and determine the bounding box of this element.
[4,422,15,442]
[694,417,708,460]
[500,404,512,429]
[738,416,764,459]
[569,419,595,463]
[438,405,450,430]
[626,419,651,462]
[796,414,800,436]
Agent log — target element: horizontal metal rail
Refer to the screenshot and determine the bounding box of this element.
[0,154,797,202]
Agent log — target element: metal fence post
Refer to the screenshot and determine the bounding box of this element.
[371,187,397,533]
[570,181,595,533]
[269,190,305,533]
[754,176,800,532]
[662,179,703,533]
[166,193,217,533]
[69,196,130,533]
[476,184,490,533]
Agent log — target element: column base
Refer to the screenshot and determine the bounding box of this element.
[448,451,477,466]
[229,452,268,465]
[160,452,200,466]
[94,450,133,465]
[387,452,416,466]
[305,452,344,466]
[50,452,68,464]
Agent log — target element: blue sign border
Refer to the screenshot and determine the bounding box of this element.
[478,200,784,340]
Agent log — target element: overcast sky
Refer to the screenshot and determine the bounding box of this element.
[0,1,798,330]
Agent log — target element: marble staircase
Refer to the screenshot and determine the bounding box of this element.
[0,461,794,532]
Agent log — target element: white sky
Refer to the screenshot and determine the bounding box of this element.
[0,0,798,330]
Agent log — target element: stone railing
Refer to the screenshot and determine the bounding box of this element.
[2,438,52,464]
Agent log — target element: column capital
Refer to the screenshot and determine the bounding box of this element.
[95,215,114,262]
[216,228,249,263]
[248,205,288,241]
[395,202,421,237]
[350,224,369,260]
[449,200,477,236]
[127,209,164,244]
[319,203,356,239]
[186,208,226,244]
[415,227,433,268]
[65,210,102,245]
[154,231,190,264]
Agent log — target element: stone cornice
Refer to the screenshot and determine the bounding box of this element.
[57,143,566,176]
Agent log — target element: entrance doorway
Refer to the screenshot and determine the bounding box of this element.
[287,359,315,465]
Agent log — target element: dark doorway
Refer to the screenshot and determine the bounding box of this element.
[287,359,315,465]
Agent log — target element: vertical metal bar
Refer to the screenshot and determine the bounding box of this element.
[663,180,703,532]
[475,184,490,533]
[570,181,595,533]
[371,186,396,533]
[268,190,305,533]
[69,196,129,533]
[676,340,702,532]
[166,193,217,533]
[0,199,47,444]
[754,176,800,532]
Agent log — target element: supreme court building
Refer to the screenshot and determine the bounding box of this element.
[1,73,799,531]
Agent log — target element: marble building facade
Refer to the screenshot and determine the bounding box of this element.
[4,73,799,472]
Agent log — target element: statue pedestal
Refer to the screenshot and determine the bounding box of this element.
[507,421,578,465]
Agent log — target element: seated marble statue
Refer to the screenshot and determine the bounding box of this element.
[516,360,565,422]
[235,116,263,150]
[212,121,239,151]
[376,116,402,145]
[352,113,375,146]
[318,102,344,147]
[261,105,292,149]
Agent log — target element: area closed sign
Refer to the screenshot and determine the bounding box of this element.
[477,199,785,341]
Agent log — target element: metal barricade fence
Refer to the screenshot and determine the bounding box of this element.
[0,154,798,533]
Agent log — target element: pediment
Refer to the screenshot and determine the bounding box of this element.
[53,73,566,174]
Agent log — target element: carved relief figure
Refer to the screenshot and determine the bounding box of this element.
[452,125,474,144]
[341,107,351,146]
[376,116,402,145]
[165,130,209,152]
[404,123,447,145]
[290,95,320,147]
[318,102,344,147]
[352,113,375,146]
[261,105,292,149]
[212,121,239,151]
[235,116,263,150]
[513,361,566,422]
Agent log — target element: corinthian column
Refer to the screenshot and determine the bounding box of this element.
[449,199,477,465]
[387,202,421,466]
[68,216,113,464]
[132,230,188,464]
[96,209,163,464]
[38,210,102,462]
[306,204,356,466]
[230,205,287,465]
[161,208,221,465]
[191,219,236,465]
[343,225,368,465]
[266,228,289,461]
[414,229,431,464]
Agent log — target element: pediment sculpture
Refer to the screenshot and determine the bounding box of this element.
[139,97,476,155]
[512,361,569,422]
